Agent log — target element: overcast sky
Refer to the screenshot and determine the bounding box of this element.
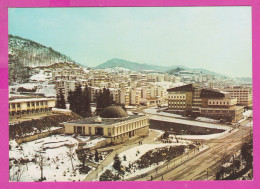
[9,7,252,77]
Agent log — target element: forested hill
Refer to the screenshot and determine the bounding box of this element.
[8,34,75,83]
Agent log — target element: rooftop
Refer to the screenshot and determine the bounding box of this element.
[67,114,145,126]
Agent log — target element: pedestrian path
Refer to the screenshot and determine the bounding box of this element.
[84,130,161,181]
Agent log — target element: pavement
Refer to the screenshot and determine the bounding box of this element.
[83,106,252,181]
[143,120,252,181]
[83,129,162,181]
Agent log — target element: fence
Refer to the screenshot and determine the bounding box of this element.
[126,144,210,181]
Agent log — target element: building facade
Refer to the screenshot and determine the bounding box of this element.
[9,97,56,118]
[63,106,149,143]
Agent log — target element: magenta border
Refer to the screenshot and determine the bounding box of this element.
[0,0,259,188]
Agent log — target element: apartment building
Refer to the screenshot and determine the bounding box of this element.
[200,89,244,122]
[222,86,252,107]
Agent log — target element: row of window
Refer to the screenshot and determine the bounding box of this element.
[9,101,48,109]
[168,96,185,99]
[209,101,229,105]
[113,119,148,136]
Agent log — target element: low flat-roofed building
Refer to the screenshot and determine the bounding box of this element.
[63,106,149,143]
[9,96,56,118]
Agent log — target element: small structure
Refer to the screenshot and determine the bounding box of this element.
[63,106,149,143]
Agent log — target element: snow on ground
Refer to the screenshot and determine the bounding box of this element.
[9,135,96,182]
[9,83,38,91]
[84,137,106,148]
[195,117,219,123]
[91,107,96,113]
[76,136,90,142]
[35,83,56,97]
[238,110,253,124]
[41,126,63,133]
[119,144,183,167]
[29,71,50,82]
[98,143,188,180]
[144,107,184,118]
[150,115,231,131]
[246,121,253,127]
[174,128,237,140]
[154,82,185,89]
[52,108,72,113]
[9,82,56,97]
[243,110,253,118]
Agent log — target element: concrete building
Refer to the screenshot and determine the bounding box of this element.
[222,86,252,107]
[200,89,244,122]
[167,84,244,122]
[63,106,149,143]
[167,84,194,112]
[9,96,56,118]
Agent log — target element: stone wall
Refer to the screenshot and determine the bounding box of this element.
[16,128,64,144]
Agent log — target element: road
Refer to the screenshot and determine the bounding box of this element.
[136,120,252,181]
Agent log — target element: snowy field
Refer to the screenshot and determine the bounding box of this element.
[9,134,105,182]
[9,82,56,97]
[97,142,191,180]
[150,115,231,131]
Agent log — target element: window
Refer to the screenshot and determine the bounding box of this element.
[41,101,44,105]
[32,102,35,106]
[12,104,15,108]
[17,103,20,108]
[89,127,92,135]
[36,102,39,106]
[108,128,112,136]
[27,102,30,107]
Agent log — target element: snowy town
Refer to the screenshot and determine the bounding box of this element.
[9,57,253,182]
[8,7,253,182]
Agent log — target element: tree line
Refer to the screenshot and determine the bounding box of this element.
[56,84,128,117]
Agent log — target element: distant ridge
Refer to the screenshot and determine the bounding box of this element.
[94,58,187,72]
[94,58,226,77]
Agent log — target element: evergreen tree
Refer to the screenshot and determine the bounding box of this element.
[113,154,121,171]
[59,88,66,109]
[94,150,99,162]
[55,88,61,108]
[95,88,115,115]
[81,86,92,118]
[55,88,66,109]
[74,84,83,115]
[68,90,76,113]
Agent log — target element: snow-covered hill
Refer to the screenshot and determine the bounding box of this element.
[8,35,78,84]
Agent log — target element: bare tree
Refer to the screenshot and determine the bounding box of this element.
[67,144,75,171]
[9,159,25,182]
[34,152,47,181]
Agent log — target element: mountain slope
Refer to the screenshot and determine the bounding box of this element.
[8,35,76,83]
[95,58,226,77]
[94,58,187,72]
